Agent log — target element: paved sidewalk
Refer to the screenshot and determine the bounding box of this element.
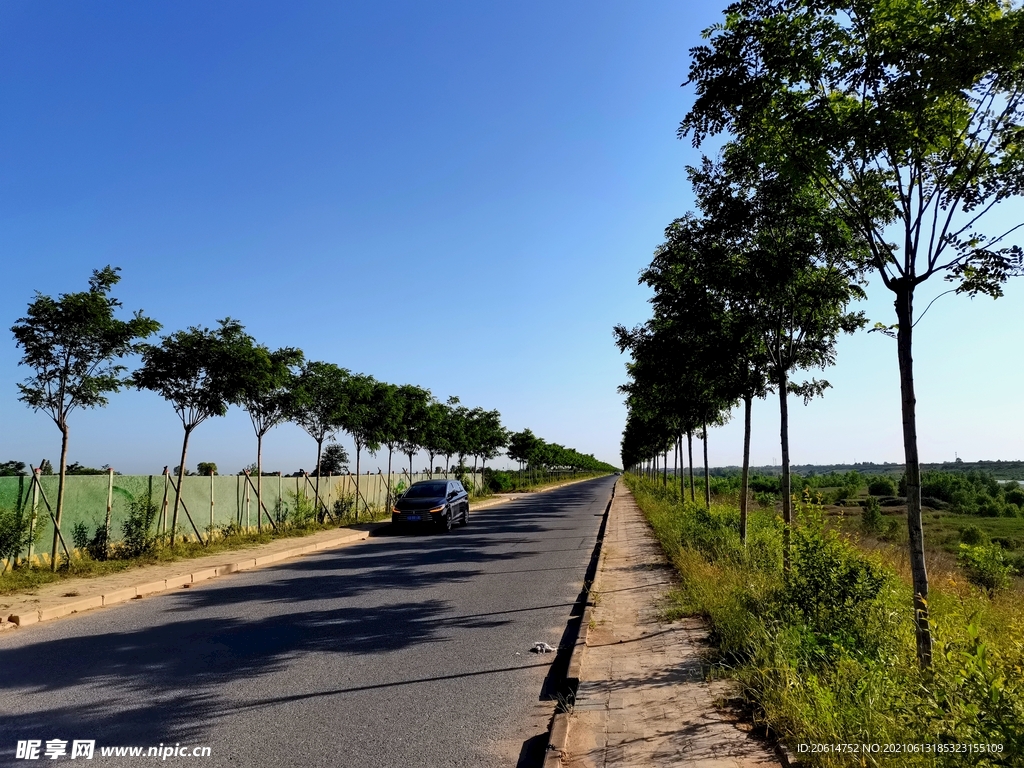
[563,482,780,768]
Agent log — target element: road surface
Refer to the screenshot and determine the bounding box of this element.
[0,476,614,767]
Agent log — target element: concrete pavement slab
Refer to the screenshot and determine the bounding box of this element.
[560,481,780,768]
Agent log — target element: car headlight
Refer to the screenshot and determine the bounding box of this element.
[392,507,401,514]
[428,505,445,514]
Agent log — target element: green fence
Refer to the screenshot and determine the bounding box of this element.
[0,471,485,562]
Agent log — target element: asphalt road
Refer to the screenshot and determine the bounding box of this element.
[0,476,614,768]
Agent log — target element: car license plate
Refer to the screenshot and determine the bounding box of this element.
[406,515,421,521]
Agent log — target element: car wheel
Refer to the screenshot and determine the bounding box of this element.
[459,505,469,526]
[438,508,453,533]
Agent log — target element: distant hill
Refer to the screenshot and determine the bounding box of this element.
[708,460,1024,480]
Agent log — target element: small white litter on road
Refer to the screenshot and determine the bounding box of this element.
[531,642,556,653]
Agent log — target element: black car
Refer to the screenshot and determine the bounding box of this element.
[392,479,469,532]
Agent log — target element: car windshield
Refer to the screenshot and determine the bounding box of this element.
[404,482,448,499]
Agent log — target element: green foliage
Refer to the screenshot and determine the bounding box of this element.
[628,474,1024,764]
[867,477,897,496]
[120,494,157,558]
[960,524,989,546]
[288,360,351,459]
[65,462,106,475]
[133,317,251,432]
[70,520,110,560]
[315,444,349,475]
[287,491,318,528]
[957,544,1013,593]
[11,266,161,426]
[0,461,27,476]
[196,462,218,476]
[785,516,888,656]
[0,506,43,565]
[860,496,883,534]
[1006,487,1024,509]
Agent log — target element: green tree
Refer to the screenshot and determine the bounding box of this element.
[236,340,304,523]
[340,373,382,516]
[396,385,432,479]
[371,382,405,507]
[693,152,866,561]
[681,0,1024,667]
[12,266,160,568]
[133,318,248,545]
[441,396,466,478]
[468,408,507,482]
[315,443,350,475]
[196,462,218,476]
[420,401,452,479]
[288,361,351,507]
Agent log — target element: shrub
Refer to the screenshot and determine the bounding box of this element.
[70,520,114,560]
[1006,487,1024,509]
[959,524,987,546]
[867,476,896,496]
[754,491,777,509]
[288,491,318,528]
[0,506,40,566]
[71,521,90,551]
[861,496,883,534]
[485,470,515,493]
[785,521,888,655]
[957,544,1012,592]
[120,494,157,557]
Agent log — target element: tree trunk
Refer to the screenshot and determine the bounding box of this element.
[674,436,680,500]
[51,423,70,570]
[355,443,362,520]
[740,394,752,546]
[663,450,668,487]
[257,432,263,533]
[314,438,323,508]
[386,446,394,509]
[895,284,932,668]
[702,422,711,509]
[427,452,435,479]
[172,426,192,547]
[687,431,695,502]
[779,370,792,572]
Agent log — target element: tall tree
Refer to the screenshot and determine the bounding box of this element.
[396,385,432,479]
[681,0,1024,665]
[420,400,452,479]
[442,396,467,478]
[11,266,160,568]
[342,373,382,516]
[468,408,507,483]
[134,318,249,545]
[237,341,304,526]
[288,361,351,509]
[371,381,404,508]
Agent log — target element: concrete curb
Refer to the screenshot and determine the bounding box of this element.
[5,526,378,629]
[543,479,617,768]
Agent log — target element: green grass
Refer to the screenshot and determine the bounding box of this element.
[627,475,1024,767]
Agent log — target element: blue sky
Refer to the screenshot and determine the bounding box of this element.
[1,1,1021,475]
